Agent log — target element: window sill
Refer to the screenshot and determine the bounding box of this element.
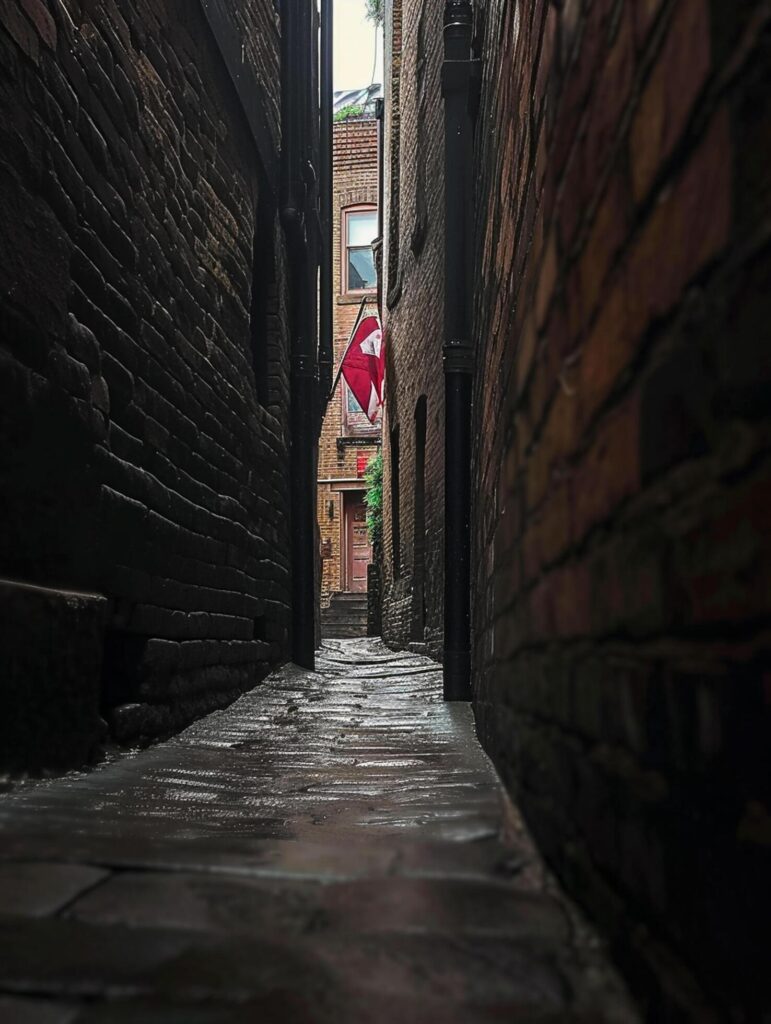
[337,293,377,306]
[337,436,382,452]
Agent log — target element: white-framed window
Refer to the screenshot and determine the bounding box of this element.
[342,205,377,294]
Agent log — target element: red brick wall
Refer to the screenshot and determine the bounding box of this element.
[381,0,445,654]
[317,118,380,604]
[380,0,770,1014]
[470,0,771,1017]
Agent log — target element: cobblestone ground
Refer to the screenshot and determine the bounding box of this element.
[0,639,637,1023]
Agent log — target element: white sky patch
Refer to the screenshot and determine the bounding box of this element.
[333,0,384,91]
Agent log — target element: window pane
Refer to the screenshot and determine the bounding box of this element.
[347,210,377,247]
[348,246,376,290]
[345,382,381,434]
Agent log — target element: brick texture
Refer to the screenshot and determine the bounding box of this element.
[470,0,771,1018]
[0,0,292,755]
[317,117,380,606]
[381,0,445,655]
[382,0,771,1017]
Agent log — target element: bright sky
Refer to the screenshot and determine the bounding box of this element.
[333,0,384,91]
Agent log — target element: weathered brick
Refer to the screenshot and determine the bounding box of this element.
[383,0,771,1015]
[627,104,732,328]
[380,0,446,654]
[630,0,712,202]
[573,278,631,433]
[0,0,294,757]
[579,3,635,192]
[573,394,641,543]
[577,169,629,327]
[676,470,771,625]
[633,0,666,47]
[535,229,558,330]
[0,1,40,62]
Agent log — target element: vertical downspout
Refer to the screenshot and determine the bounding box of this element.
[442,0,473,701]
[376,97,385,243]
[282,0,317,669]
[374,97,385,315]
[319,0,333,399]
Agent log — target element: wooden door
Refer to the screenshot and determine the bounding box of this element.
[345,495,371,592]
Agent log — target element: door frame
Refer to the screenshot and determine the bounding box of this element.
[342,489,368,592]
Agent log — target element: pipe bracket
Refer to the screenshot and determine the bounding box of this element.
[292,352,316,379]
[443,339,474,375]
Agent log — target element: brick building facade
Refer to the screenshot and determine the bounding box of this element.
[0,0,313,769]
[380,0,445,655]
[317,115,381,610]
[381,0,770,1017]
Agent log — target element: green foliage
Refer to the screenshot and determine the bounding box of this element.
[363,451,383,548]
[364,0,384,27]
[334,103,364,122]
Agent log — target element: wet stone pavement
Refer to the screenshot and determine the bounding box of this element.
[0,639,637,1023]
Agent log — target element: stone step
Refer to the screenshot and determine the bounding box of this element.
[322,625,368,639]
[322,619,368,631]
[321,593,370,630]
[323,609,368,622]
[322,593,370,639]
[0,578,108,774]
[321,611,369,638]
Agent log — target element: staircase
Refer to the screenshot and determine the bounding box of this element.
[321,592,368,639]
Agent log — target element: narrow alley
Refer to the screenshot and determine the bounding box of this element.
[0,641,635,1022]
[1,0,769,1019]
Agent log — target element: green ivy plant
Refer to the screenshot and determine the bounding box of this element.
[334,103,365,122]
[364,451,383,549]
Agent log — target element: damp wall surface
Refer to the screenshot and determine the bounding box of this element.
[380,0,446,657]
[380,0,771,1016]
[469,0,771,1018]
[0,0,293,766]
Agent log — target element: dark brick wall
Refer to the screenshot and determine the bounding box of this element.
[469,0,771,1018]
[381,0,445,657]
[0,0,292,758]
[381,0,770,1016]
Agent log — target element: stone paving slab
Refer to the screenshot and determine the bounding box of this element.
[0,994,617,1024]
[0,863,108,918]
[0,639,637,1022]
[64,870,570,942]
[0,998,76,1024]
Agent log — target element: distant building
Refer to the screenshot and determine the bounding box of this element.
[334,84,383,119]
[317,113,380,637]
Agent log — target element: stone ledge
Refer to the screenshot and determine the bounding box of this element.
[0,578,107,774]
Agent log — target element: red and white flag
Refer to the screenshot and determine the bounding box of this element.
[340,312,384,423]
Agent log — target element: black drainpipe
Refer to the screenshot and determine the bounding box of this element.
[319,0,334,400]
[281,0,317,670]
[442,0,474,701]
[374,97,385,314]
[376,97,385,243]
